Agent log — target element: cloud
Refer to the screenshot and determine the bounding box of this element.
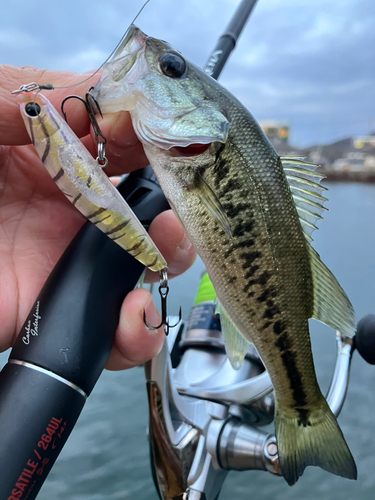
[2,0,374,146]
[0,28,40,49]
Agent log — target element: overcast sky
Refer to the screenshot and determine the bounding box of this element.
[2,0,374,146]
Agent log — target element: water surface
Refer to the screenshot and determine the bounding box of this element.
[1,182,374,499]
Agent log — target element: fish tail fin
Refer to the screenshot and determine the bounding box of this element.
[275,399,357,486]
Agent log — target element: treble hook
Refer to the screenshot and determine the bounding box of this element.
[143,268,182,335]
[61,89,108,167]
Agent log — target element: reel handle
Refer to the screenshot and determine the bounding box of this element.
[355,314,375,365]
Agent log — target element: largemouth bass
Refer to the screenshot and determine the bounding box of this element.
[93,26,357,485]
[18,93,166,272]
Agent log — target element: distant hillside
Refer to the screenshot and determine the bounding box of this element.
[305,138,353,165]
[267,135,375,182]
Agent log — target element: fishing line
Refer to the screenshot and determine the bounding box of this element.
[12,0,151,95]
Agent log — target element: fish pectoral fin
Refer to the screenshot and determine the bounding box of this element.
[309,246,355,337]
[193,173,232,237]
[215,299,249,369]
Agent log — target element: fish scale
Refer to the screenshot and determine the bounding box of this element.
[93,25,357,486]
[202,122,316,412]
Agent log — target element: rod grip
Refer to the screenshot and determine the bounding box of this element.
[0,167,169,499]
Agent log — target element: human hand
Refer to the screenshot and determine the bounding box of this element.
[0,65,196,370]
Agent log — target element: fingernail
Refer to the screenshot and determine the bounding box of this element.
[144,297,161,333]
[177,234,192,252]
[110,176,122,186]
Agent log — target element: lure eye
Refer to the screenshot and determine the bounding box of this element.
[25,103,41,117]
[159,52,186,78]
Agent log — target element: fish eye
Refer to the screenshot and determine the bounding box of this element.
[25,102,41,116]
[159,52,186,78]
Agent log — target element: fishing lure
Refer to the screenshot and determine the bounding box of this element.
[18,92,167,273]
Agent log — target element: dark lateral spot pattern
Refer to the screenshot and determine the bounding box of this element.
[243,270,270,293]
[221,201,248,219]
[257,271,270,285]
[224,238,256,259]
[263,304,280,320]
[233,220,254,238]
[272,324,310,425]
[213,155,230,189]
[240,251,261,269]
[297,408,311,427]
[273,320,283,335]
[245,265,259,279]
[263,298,280,320]
[257,288,271,303]
[237,239,256,249]
[224,177,242,192]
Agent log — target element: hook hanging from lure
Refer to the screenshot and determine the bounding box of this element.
[60,90,182,332]
[61,88,108,167]
[17,91,167,273]
[143,268,181,335]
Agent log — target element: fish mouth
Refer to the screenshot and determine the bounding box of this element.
[93,26,230,151]
[169,143,211,157]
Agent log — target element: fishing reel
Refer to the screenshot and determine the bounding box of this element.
[145,275,375,500]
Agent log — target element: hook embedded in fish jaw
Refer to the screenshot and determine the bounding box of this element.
[143,268,182,335]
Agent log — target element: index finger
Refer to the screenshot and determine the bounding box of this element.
[0,65,95,145]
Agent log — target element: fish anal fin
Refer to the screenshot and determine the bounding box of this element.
[215,299,250,369]
[275,398,357,486]
[309,246,356,337]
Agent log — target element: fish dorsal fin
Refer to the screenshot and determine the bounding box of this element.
[309,246,356,337]
[215,299,250,369]
[281,157,328,242]
[281,157,356,336]
[193,172,232,237]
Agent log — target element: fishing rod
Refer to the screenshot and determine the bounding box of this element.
[0,2,259,498]
[204,0,258,79]
[0,0,374,499]
[145,1,375,498]
[0,167,170,500]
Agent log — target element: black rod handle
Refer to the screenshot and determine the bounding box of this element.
[0,166,169,500]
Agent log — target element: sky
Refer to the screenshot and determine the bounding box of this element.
[2,0,375,146]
